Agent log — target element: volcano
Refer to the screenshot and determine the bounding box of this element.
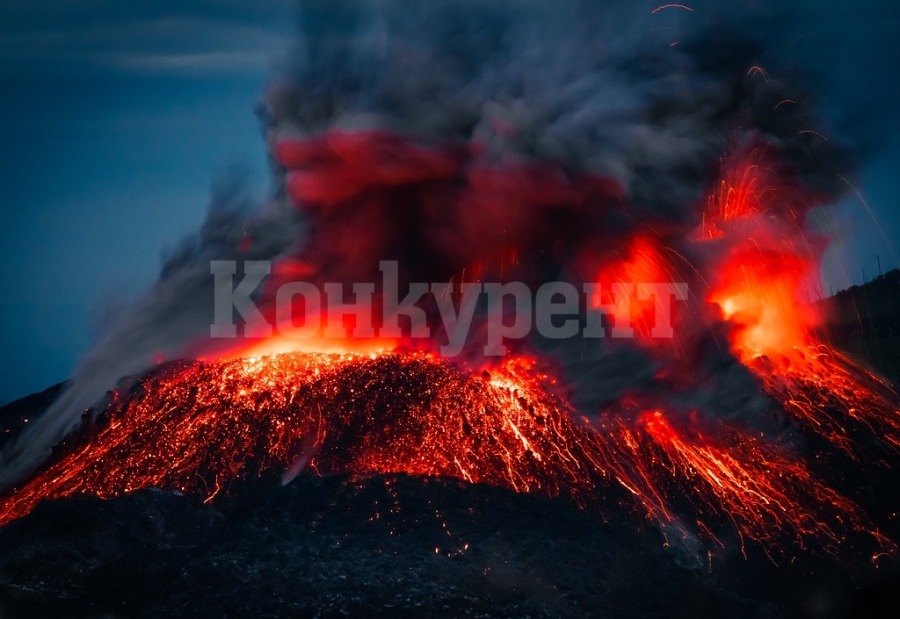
[1,346,900,618]
[2,1,900,617]
[3,346,899,558]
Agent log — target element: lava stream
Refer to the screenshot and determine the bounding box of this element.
[0,351,890,562]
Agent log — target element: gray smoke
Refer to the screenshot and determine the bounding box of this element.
[0,175,304,488]
[0,0,855,487]
[263,0,851,435]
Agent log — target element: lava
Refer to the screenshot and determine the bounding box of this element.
[3,6,900,573]
[0,349,893,563]
[698,150,900,459]
[3,141,900,564]
[608,409,884,558]
[747,345,900,458]
[0,352,611,528]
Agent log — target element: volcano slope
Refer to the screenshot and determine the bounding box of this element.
[1,352,900,618]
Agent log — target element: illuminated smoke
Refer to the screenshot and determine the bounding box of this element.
[3,1,897,566]
[0,0,848,480]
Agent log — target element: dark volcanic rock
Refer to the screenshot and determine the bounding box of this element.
[0,474,771,619]
[2,472,900,618]
[0,382,67,451]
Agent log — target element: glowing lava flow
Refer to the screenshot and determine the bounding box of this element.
[746,345,900,458]
[600,410,888,558]
[699,149,900,458]
[1,144,898,565]
[0,351,890,561]
[0,353,611,527]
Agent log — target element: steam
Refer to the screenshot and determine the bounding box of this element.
[0,0,854,488]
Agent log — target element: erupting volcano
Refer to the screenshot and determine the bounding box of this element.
[4,114,900,564]
[2,2,900,616]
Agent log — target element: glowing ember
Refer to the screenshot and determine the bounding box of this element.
[697,148,900,460]
[0,349,892,563]
[1,24,897,572]
[0,352,610,527]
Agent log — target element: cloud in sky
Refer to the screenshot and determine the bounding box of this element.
[0,0,294,76]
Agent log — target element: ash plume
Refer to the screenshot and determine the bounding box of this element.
[0,0,856,489]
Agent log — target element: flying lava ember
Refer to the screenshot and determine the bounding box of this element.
[0,347,895,562]
[2,1,899,568]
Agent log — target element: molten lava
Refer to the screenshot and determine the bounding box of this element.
[0,349,893,563]
[699,150,900,461]
[2,84,899,570]
[0,352,611,527]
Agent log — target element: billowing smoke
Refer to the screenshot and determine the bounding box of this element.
[0,0,854,488]
[0,181,304,487]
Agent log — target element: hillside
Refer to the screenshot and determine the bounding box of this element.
[816,268,900,384]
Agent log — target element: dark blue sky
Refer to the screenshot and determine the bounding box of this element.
[1,0,899,404]
[0,1,294,403]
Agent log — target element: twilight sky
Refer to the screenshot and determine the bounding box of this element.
[1,0,899,404]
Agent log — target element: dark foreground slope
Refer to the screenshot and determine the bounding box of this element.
[2,334,900,619]
[0,473,897,619]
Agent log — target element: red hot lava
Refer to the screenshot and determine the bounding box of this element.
[2,83,899,568]
[0,349,894,562]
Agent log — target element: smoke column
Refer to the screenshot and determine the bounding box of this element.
[0,0,857,488]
